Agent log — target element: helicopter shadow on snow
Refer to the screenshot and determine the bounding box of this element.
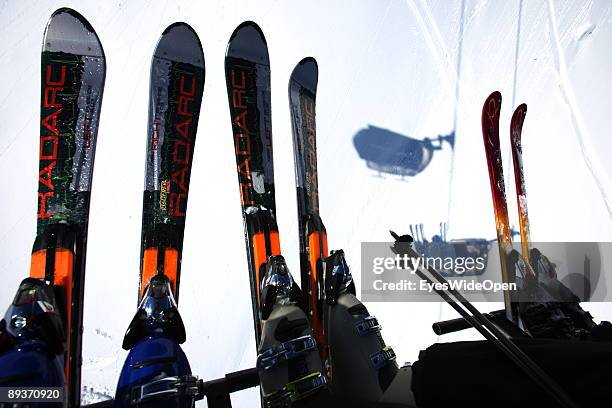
[352,125,454,179]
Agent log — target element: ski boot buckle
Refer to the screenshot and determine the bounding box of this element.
[257,335,317,371]
[370,346,396,369]
[355,316,381,336]
[130,375,199,405]
[263,371,328,408]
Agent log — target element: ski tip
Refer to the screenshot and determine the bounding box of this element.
[226,21,269,63]
[485,90,502,104]
[481,90,502,126]
[43,8,104,58]
[510,103,528,139]
[155,22,204,68]
[289,57,318,93]
[513,103,527,117]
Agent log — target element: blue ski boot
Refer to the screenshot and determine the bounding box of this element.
[0,278,66,395]
[114,274,195,408]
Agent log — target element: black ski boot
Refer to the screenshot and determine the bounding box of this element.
[257,255,328,407]
[325,249,416,406]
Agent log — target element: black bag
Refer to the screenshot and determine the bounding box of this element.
[412,338,612,408]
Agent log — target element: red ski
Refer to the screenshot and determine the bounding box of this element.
[481,91,515,321]
[510,104,530,261]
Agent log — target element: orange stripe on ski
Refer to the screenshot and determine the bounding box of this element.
[140,247,180,299]
[53,249,74,385]
[252,231,280,308]
[141,248,158,299]
[163,248,179,297]
[269,231,281,256]
[30,250,46,279]
[309,230,329,364]
[30,247,75,389]
[308,231,323,344]
[252,232,267,307]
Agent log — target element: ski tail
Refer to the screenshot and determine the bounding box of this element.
[480,91,516,321]
[510,103,530,262]
[138,22,205,304]
[33,8,106,406]
[225,21,277,343]
[289,58,329,359]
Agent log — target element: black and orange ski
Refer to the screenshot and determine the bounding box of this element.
[225,22,280,343]
[137,23,205,304]
[288,58,328,352]
[30,8,106,406]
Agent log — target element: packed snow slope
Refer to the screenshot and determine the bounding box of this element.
[1,0,611,405]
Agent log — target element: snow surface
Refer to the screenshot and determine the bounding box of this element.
[1,0,611,406]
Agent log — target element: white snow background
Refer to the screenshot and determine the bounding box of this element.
[1,0,611,405]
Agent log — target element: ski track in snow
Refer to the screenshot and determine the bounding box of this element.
[547,0,612,222]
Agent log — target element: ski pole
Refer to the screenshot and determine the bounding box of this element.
[398,243,581,408]
[432,309,506,335]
